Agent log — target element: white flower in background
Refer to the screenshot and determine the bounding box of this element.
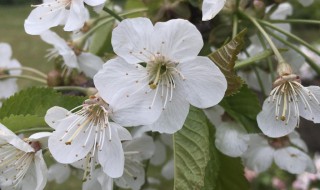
[47,163,71,184]
[257,67,320,138]
[0,124,50,190]
[45,95,138,178]
[83,136,155,190]
[40,30,103,78]
[299,45,320,80]
[242,132,316,174]
[204,105,224,127]
[0,43,21,107]
[266,2,293,32]
[293,153,320,190]
[296,0,314,7]
[94,18,227,134]
[215,121,249,157]
[201,0,226,21]
[24,0,106,35]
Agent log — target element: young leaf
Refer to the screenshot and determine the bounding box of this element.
[208,29,247,96]
[0,87,86,119]
[0,114,51,134]
[174,107,249,190]
[219,85,262,133]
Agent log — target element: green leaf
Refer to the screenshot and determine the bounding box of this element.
[0,87,86,119]
[174,107,249,190]
[220,85,262,133]
[0,114,51,134]
[208,29,247,96]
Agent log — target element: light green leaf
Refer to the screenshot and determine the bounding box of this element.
[208,29,247,96]
[174,107,249,190]
[89,19,114,56]
[219,85,262,133]
[0,87,86,119]
[0,114,51,134]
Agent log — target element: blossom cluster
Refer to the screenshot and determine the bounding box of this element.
[0,0,320,189]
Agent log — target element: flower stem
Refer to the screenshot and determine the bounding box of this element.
[259,20,320,56]
[103,6,123,22]
[14,127,54,134]
[241,12,286,65]
[269,19,320,25]
[6,66,47,79]
[232,14,238,38]
[0,75,47,84]
[266,28,320,75]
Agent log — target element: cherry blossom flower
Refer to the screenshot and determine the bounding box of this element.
[257,66,320,138]
[82,136,155,190]
[40,30,103,78]
[0,43,21,107]
[24,0,106,35]
[47,163,71,184]
[45,93,157,178]
[0,124,50,190]
[242,132,316,174]
[94,18,227,134]
[202,0,226,21]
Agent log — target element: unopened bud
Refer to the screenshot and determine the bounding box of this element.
[47,70,63,87]
[253,0,265,11]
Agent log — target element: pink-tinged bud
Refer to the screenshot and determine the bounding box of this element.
[253,0,265,11]
[47,70,62,87]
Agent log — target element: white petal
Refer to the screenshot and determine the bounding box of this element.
[288,131,308,152]
[94,58,162,126]
[0,123,34,152]
[24,5,67,35]
[177,56,227,108]
[242,134,274,173]
[123,135,155,161]
[7,59,22,75]
[299,86,320,123]
[64,1,87,31]
[48,115,95,163]
[77,52,103,78]
[84,0,106,6]
[148,87,190,134]
[215,122,249,157]
[0,43,12,61]
[111,17,154,64]
[83,169,112,190]
[269,3,293,20]
[131,126,152,138]
[110,122,132,141]
[61,52,79,69]
[204,105,224,126]
[257,98,298,138]
[47,164,70,184]
[274,147,316,174]
[153,19,203,62]
[161,159,174,180]
[34,151,48,190]
[98,126,124,178]
[150,139,167,166]
[0,79,18,99]
[297,0,314,7]
[202,0,226,21]
[44,106,69,129]
[40,30,69,51]
[115,159,145,190]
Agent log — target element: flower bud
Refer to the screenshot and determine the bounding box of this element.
[277,62,293,76]
[47,69,62,87]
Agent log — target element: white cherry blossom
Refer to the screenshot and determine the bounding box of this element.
[24,0,106,35]
[40,30,103,78]
[47,163,71,184]
[0,43,21,107]
[202,0,226,21]
[45,93,157,178]
[0,124,49,190]
[257,72,320,138]
[242,132,316,174]
[94,18,227,134]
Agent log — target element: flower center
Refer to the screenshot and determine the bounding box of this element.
[268,136,290,149]
[59,95,112,151]
[0,143,34,188]
[269,74,320,125]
